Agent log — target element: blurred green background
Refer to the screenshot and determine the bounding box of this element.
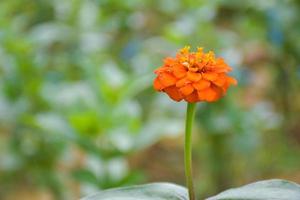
[0,0,300,199]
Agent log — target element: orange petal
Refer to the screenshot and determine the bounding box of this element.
[198,86,221,102]
[196,62,205,69]
[184,91,199,103]
[154,66,169,74]
[202,72,218,81]
[176,78,191,88]
[222,83,229,92]
[221,76,237,92]
[193,79,211,90]
[164,86,183,102]
[213,58,233,73]
[213,65,232,73]
[173,64,187,78]
[189,67,198,72]
[164,57,175,66]
[179,84,194,96]
[158,73,177,87]
[213,74,226,87]
[187,71,202,82]
[153,78,164,91]
[227,77,238,85]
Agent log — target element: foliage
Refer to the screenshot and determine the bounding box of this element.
[82,183,188,200]
[81,179,300,200]
[0,0,300,199]
[207,179,300,200]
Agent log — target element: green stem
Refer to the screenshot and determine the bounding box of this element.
[185,102,196,200]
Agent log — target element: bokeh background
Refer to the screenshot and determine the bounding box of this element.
[0,0,300,199]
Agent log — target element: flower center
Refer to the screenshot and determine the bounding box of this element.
[182,61,205,73]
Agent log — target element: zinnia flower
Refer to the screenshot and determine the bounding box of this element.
[153,46,237,102]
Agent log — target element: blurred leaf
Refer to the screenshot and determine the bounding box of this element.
[72,169,99,186]
[118,74,152,102]
[68,111,100,135]
[81,183,188,200]
[207,179,300,200]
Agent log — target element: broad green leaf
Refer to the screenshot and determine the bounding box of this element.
[207,179,300,200]
[81,182,188,200]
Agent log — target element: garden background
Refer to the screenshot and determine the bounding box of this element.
[0,0,300,199]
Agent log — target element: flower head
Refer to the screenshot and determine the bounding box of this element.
[153,46,237,102]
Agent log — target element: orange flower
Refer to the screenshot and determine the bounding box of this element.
[153,46,237,102]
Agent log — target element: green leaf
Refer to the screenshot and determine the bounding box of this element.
[207,179,300,200]
[72,169,99,186]
[81,182,188,200]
